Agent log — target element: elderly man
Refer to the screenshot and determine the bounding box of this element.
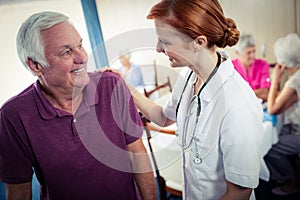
[0,11,156,200]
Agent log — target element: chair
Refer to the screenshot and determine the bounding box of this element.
[150,138,183,197]
[140,115,183,199]
[144,76,172,98]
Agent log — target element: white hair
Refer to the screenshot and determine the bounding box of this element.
[16,11,71,70]
[235,34,255,53]
[273,33,300,68]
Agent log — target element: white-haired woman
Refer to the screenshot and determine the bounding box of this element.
[265,33,300,195]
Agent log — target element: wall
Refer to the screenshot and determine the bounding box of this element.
[95,0,181,88]
[95,0,175,75]
[0,0,90,105]
[297,0,300,34]
[0,0,299,105]
[220,0,298,63]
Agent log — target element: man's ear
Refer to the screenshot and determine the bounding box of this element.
[193,35,207,51]
[26,58,43,76]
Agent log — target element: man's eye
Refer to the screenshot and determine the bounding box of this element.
[62,49,72,56]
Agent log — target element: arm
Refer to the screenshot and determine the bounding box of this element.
[96,67,174,127]
[254,61,271,101]
[267,64,298,114]
[128,84,174,127]
[127,139,157,200]
[219,180,252,200]
[5,182,32,200]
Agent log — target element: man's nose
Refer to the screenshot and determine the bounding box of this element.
[74,48,88,64]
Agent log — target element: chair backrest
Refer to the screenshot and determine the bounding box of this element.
[144,76,172,98]
[139,60,158,86]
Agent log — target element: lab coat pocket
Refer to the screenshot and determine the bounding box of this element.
[191,131,220,168]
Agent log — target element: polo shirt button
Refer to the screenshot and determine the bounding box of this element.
[73,118,77,123]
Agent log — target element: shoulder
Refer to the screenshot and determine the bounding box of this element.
[130,63,140,69]
[88,71,123,85]
[1,83,35,113]
[231,58,240,65]
[231,59,242,70]
[254,59,269,67]
[87,71,129,98]
[285,70,300,89]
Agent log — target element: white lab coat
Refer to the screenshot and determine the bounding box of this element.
[163,52,263,200]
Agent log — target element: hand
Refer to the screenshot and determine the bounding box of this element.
[272,64,286,82]
[94,66,123,77]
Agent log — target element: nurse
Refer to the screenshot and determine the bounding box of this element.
[130,0,264,199]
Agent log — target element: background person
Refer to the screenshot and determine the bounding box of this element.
[116,51,145,88]
[126,0,264,199]
[232,34,271,102]
[264,33,300,196]
[0,11,156,200]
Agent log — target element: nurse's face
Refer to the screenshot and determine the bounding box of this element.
[154,19,195,68]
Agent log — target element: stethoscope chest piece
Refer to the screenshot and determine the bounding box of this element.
[193,153,202,164]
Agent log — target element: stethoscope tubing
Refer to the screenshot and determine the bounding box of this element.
[176,52,221,150]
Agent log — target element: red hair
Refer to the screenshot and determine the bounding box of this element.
[147,0,239,48]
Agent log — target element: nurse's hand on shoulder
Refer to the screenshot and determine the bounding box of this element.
[219,180,252,200]
[94,66,123,77]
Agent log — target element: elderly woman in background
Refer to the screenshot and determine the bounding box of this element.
[232,34,271,102]
[115,51,145,88]
[264,33,300,195]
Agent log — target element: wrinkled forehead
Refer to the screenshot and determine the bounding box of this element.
[41,22,81,46]
[241,45,256,53]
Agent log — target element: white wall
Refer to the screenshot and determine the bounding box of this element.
[220,0,298,62]
[96,0,172,70]
[0,0,90,105]
[95,0,179,87]
[0,0,299,106]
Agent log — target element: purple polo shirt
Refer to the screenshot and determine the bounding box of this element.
[232,58,271,90]
[0,72,143,199]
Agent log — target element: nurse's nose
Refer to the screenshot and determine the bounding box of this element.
[156,41,165,53]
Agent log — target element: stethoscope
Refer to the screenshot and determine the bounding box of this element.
[175,52,221,164]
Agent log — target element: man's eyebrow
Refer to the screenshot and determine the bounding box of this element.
[58,39,83,49]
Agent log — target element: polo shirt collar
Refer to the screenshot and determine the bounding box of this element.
[33,75,99,120]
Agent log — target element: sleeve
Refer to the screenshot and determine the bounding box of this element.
[112,75,144,145]
[162,68,190,120]
[284,72,300,97]
[220,102,263,188]
[0,110,33,183]
[259,61,271,89]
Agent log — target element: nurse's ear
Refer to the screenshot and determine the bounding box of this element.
[193,35,207,51]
